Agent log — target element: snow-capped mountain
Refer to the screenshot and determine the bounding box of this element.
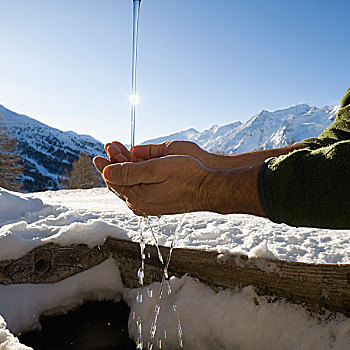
[0,102,339,192]
[144,104,339,154]
[143,128,200,145]
[0,105,104,192]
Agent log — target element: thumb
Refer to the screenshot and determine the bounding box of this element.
[102,159,165,185]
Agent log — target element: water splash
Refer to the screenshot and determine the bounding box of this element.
[149,215,186,347]
[145,217,164,264]
[136,316,143,350]
[138,218,145,286]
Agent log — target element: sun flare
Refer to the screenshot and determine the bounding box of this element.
[129,94,140,105]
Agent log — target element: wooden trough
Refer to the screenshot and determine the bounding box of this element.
[1,237,350,316]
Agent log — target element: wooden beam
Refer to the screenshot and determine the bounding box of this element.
[1,237,350,316]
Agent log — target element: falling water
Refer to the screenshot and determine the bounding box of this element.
[148,216,185,349]
[130,2,143,349]
[130,0,141,156]
[128,1,184,348]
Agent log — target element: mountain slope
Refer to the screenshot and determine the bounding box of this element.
[0,105,104,192]
[0,102,339,192]
[144,104,339,154]
[143,128,200,144]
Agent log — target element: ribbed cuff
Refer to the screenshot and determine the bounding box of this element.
[257,157,274,221]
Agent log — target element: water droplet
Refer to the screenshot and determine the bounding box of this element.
[178,321,184,348]
[138,267,144,285]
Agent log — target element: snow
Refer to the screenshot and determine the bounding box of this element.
[1,187,350,349]
[6,188,345,264]
[0,318,31,350]
[248,240,277,259]
[0,190,59,227]
[125,276,350,349]
[143,104,339,155]
[0,258,123,334]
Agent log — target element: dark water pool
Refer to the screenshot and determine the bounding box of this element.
[19,301,136,350]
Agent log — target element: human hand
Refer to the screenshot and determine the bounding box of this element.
[104,140,212,167]
[94,154,214,216]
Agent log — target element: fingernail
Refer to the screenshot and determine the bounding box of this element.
[93,157,102,173]
[106,145,113,153]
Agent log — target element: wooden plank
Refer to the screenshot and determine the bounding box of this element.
[0,243,109,284]
[1,237,350,316]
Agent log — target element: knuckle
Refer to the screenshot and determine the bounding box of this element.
[149,144,161,158]
[119,163,131,184]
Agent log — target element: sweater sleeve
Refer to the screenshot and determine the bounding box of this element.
[302,87,350,149]
[258,88,350,229]
[259,141,350,229]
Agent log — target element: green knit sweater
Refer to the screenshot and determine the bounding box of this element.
[259,88,350,229]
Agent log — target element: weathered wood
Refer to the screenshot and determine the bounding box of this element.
[0,243,109,284]
[1,237,350,317]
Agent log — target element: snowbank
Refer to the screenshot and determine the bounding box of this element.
[0,258,123,334]
[0,317,31,350]
[125,276,350,349]
[1,187,350,349]
[0,189,60,227]
[1,187,350,264]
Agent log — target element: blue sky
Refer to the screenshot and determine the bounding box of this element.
[0,0,349,144]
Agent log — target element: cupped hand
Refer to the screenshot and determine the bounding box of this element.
[104,140,211,167]
[94,154,214,216]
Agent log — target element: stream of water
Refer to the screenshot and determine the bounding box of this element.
[130,0,141,156]
[129,1,184,348]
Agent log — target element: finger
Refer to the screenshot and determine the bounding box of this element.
[102,159,166,186]
[106,144,128,163]
[104,142,121,153]
[114,154,129,163]
[133,143,167,160]
[112,141,146,162]
[93,156,111,174]
[111,141,132,160]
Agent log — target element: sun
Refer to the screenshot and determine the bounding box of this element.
[129,94,140,105]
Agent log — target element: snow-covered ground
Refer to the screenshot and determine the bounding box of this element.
[1,187,350,349]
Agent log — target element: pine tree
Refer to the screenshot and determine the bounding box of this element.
[0,113,23,191]
[60,152,103,189]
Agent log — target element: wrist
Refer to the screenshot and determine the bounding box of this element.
[202,143,308,170]
[198,163,266,216]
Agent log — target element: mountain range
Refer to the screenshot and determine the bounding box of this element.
[0,105,104,192]
[144,104,338,154]
[0,103,338,192]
